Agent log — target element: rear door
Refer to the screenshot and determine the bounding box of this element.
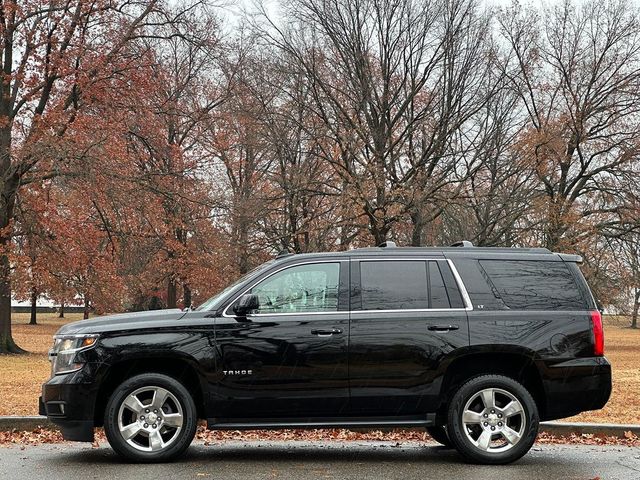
[348,257,471,416]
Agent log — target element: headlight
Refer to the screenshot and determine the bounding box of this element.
[49,334,99,375]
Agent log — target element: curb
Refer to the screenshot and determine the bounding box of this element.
[0,416,638,439]
[0,416,55,431]
[540,421,640,438]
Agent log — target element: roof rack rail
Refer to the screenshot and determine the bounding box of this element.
[276,249,294,258]
[450,240,474,247]
[377,241,397,248]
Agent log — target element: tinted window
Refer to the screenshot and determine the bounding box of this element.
[479,260,586,310]
[428,261,450,308]
[438,261,465,308]
[361,261,428,310]
[450,259,507,310]
[250,263,340,313]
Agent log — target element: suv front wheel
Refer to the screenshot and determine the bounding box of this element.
[104,373,198,462]
[446,375,539,464]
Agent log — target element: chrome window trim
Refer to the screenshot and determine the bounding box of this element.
[221,256,473,318]
[446,258,474,311]
[222,260,345,318]
[351,308,468,314]
[245,311,345,318]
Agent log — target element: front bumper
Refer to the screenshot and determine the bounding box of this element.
[40,371,99,442]
[541,356,612,421]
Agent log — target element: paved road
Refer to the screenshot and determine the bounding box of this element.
[1,440,639,480]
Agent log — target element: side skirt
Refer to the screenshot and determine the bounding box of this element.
[207,414,436,430]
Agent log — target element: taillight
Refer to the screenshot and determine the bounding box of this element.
[591,310,604,356]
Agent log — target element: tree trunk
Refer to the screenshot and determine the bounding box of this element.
[545,200,567,251]
[29,287,37,325]
[237,217,250,275]
[0,241,24,354]
[632,288,639,329]
[83,297,90,320]
[410,208,424,247]
[0,130,24,352]
[167,278,177,309]
[365,207,390,246]
[58,303,65,318]
[183,283,192,310]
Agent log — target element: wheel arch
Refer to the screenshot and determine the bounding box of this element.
[93,355,206,427]
[438,349,546,423]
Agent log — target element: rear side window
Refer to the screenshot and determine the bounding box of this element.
[479,260,587,310]
[360,261,429,310]
[359,260,462,310]
[428,261,450,308]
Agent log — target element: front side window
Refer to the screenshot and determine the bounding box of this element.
[249,263,340,314]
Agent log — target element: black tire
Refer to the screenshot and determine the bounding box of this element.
[426,426,453,448]
[104,373,198,462]
[446,375,539,465]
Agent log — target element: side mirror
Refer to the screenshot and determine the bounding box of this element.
[233,294,260,317]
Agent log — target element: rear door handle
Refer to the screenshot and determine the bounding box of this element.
[311,328,343,337]
[428,325,460,332]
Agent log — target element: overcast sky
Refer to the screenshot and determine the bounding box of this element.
[220,0,556,28]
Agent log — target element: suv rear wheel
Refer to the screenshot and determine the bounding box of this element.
[104,373,197,462]
[446,375,539,464]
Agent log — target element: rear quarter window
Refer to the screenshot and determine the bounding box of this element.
[479,260,587,311]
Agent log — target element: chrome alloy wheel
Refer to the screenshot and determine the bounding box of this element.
[117,386,184,452]
[461,387,526,453]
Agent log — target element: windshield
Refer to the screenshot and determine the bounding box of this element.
[195,260,275,312]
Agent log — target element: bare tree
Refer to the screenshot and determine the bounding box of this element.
[257,0,494,244]
[402,0,498,245]
[438,84,538,246]
[608,233,640,328]
[135,3,225,308]
[498,0,640,251]
[201,36,274,274]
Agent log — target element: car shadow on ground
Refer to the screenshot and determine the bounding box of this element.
[46,441,552,467]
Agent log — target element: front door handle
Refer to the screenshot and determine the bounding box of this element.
[311,328,343,337]
[428,325,460,332]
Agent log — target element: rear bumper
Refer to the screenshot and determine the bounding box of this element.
[40,371,99,442]
[540,357,612,421]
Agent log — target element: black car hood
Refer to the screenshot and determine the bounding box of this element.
[55,309,189,335]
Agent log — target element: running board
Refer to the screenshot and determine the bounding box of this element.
[207,414,436,430]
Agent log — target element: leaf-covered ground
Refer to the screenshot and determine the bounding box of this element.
[567,323,640,424]
[1,313,639,425]
[0,313,75,416]
[0,425,638,447]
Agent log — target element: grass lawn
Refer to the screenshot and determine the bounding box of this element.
[0,313,81,416]
[1,312,639,424]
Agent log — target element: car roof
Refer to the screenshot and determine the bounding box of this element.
[271,244,582,263]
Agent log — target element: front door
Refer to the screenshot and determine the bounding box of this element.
[348,258,470,416]
[213,259,350,418]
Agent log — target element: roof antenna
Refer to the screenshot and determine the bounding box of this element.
[276,249,293,258]
[378,240,397,248]
[450,240,474,247]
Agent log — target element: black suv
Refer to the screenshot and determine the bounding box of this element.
[40,243,611,464]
